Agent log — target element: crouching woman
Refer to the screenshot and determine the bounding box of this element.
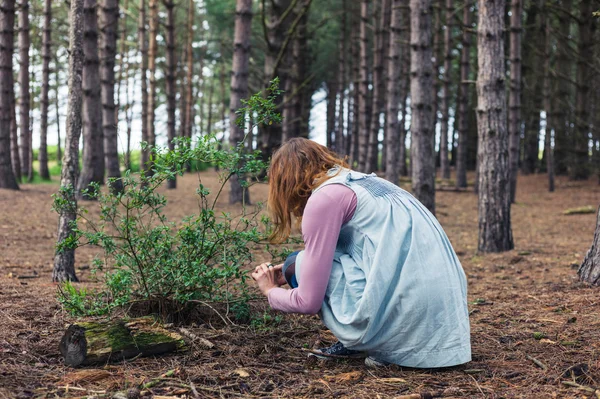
[251,138,471,368]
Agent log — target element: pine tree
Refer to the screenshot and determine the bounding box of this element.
[38,0,52,180]
[508,0,522,201]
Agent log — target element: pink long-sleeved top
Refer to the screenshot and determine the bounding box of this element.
[267,184,357,314]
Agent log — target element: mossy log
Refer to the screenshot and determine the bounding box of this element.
[578,207,600,285]
[59,317,186,367]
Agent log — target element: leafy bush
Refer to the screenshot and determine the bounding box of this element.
[54,79,290,321]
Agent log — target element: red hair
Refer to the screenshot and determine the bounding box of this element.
[268,138,348,243]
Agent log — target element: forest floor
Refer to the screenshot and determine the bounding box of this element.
[0,170,599,399]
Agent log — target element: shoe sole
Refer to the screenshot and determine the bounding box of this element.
[307,351,367,361]
[364,356,390,368]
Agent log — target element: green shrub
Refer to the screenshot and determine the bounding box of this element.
[54,79,287,321]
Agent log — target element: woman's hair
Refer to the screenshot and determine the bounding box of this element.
[268,137,348,243]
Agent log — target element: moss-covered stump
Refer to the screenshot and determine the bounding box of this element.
[59,317,187,367]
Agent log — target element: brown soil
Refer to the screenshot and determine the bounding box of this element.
[0,171,599,399]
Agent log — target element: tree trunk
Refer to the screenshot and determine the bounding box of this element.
[385,0,402,185]
[183,0,194,141]
[366,0,391,173]
[164,0,176,189]
[0,0,19,190]
[578,207,600,285]
[18,0,30,181]
[570,0,593,180]
[357,0,370,172]
[38,0,52,180]
[349,3,361,167]
[335,0,347,155]
[553,0,572,176]
[398,6,410,177]
[410,0,436,214]
[455,2,471,189]
[55,57,62,163]
[326,80,336,149]
[541,7,554,192]
[138,0,149,172]
[147,0,158,151]
[53,0,85,282]
[60,318,186,367]
[206,78,214,136]
[10,73,20,182]
[99,0,123,193]
[78,0,104,198]
[476,0,514,253]
[229,0,253,204]
[507,0,522,201]
[439,0,453,180]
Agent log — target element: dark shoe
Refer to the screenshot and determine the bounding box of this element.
[308,341,366,360]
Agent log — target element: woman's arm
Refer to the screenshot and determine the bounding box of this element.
[267,184,356,314]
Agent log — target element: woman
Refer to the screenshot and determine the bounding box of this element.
[251,138,471,368]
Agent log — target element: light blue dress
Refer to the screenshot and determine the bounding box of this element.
[295,168,471,368]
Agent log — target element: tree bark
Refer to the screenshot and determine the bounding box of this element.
[578,207,600,285]
[0,0,19,189]
[164,0,177,189]
[541,7,554,192]
[38,0,52,180]
[78,0,104,198]
[335,0,347,155]
[357,0,370,172]
[570,0,593,180]
[366,0,391,173]
[553,0,573,175]
[385,0,402,185]
[183,0,194,141]
[455,2,471,189]
[229,0,253,204]
[398,6,410,177]
[10,73,20,182]
[138,0,149,172]
[476,0,514,253]
[410,0,436,214]
[60,318,186,367]
[55,57,62,163]
[53,0,85,282]
[508,0,522,201]
[349,3,361,166]
[439,0,453,180]
[326,80,336,149]
[18,0,30,181]
[147,0,158,151]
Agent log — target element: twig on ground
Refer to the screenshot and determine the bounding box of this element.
[561,380,596,393]
[526,355,548,371]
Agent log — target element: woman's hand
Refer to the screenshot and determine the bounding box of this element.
[251,262,285,297]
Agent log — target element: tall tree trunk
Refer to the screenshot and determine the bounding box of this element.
[100,0,122,193]
[115,0,128,127]
[18,0,30,181]
[138,0,149,172]
[380,0,392,172]
[398,5,410,177]
[326,80,336,149]
[206,78,214,136]
[38,0,52,180]
[349,3,361,166]
[55,57,62,163]
[508,0,522,201]
[100,0,123,192]
[455,1,471,188]
[183,0,194,141]
[476,0,514,252]
[10,72,20,182]
[431,0,440,170]
[229,0,253,204]
[541,6,554,192]
[366,0,390,173]
[77,0,104,198]
[410,0,435,214]
[357,0,370,172]
[570,0,593,180]
[439,0,453,180]
[521,1,542,176]
[147,0,158,151]
[335,0,347,155]
[553,0,573,175]
[164,0,177,189]
[53,0,85,282]
[0,0,18,189]
[385,0,402,184]
[288,1,310,140]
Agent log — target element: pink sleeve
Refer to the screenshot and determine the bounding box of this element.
[267,184,357,314]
